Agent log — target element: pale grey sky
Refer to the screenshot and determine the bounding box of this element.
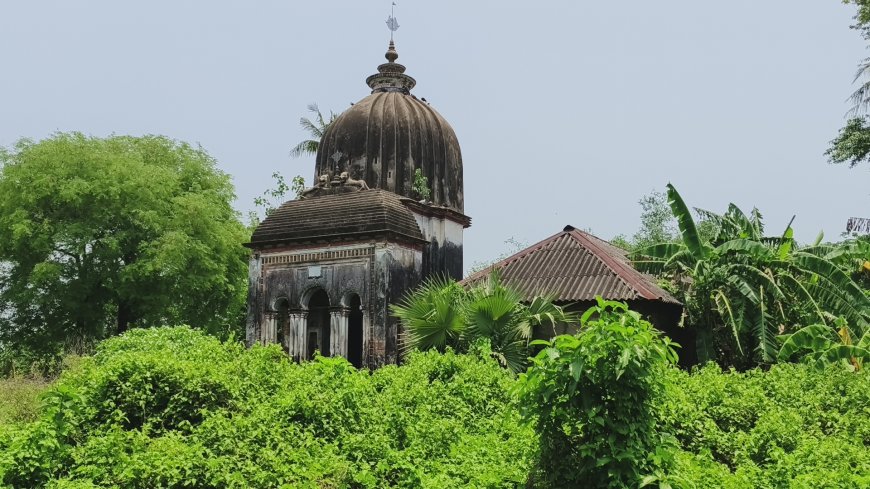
[1,1,866,270]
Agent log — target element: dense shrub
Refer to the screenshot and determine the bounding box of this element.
[0,327,534,488]
[516,299,679,488]
[2,324,869,488]
[660,363,870,488]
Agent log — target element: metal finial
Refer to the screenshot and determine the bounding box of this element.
[386,2,399,41]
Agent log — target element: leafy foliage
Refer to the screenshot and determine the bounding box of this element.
[392,272,575,373]
[0,327,534,488]
[2,322,869,487]
[826,2,870,170]
[516,299,679,488]
[289,103,336,159]
[412,168,431,201]
[633,184,870,368]
[613,190,680,252]
[778,320,870,370]
[251,172,306,222]
[659,363,870,488]
[0,134,249,353]
[826,117,870,167]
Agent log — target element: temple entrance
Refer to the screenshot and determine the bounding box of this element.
[347,294,364,368]
[307,289,330,358]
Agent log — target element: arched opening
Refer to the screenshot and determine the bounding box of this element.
[347,294,364,368]
[307,289,330,359]
[275,298,290,353]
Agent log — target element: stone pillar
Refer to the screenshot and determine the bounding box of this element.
[261,312,276,345]
[329,308,349,359]
[361,309,370,367]
[287,312,307,361]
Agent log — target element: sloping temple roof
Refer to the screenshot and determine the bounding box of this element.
[247,189,425,247]
[463,225,679,304]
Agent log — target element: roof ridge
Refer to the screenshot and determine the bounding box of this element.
[566,229,663,301]
[461,230,569,283]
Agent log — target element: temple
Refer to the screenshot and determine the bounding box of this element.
[244,40,470,368]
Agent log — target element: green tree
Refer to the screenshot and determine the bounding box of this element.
[252,172,305,221]
[411,168,431,201]
[0,133,249,352]
[289,103,336,158]
[633,184,870,367]
[392,272,574,373]
[778,319,870,370]
[612,190,680,251]
[826,1,870,166]
[251,102,335,226]
[826,117,870,167]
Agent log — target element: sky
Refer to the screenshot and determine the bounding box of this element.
[0,1,867,272]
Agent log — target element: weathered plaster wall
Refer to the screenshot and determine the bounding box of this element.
[410,211,464,280]
[373,243,423,366]
[246,240,422,369]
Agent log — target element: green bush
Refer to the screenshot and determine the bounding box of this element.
[516,298,680,488]
[2,324,868,488]
[0,326,534,488]
[659,363,870,488]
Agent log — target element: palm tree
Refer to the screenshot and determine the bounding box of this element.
[391,272,575,373]
[289,103,336,158]
[633,184,870,367]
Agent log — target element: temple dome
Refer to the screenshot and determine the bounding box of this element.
[314,42,464,212]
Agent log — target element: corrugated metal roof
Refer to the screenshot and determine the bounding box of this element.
[462,225,680,304]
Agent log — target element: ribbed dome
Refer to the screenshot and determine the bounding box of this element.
[314,42,464,212]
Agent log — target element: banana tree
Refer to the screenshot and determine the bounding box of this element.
[778,319,870,371]
[633,184,870,367]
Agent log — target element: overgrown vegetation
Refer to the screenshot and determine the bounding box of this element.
[0,327,534,488]
[391,273,574,373]
[1,322,868,488]
[517,299,680,488]
[632,184,870,369]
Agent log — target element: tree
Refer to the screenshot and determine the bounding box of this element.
[778,319,870,370]
[0,133,249,352]
[633,184,870,368]
[249,102,336,226]
[289,103,336,158]
[612,190,680,251]
[826,2,870,166]
[252,172,305,220]
[391,272,575,373]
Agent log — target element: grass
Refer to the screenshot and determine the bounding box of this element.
[0,375,50,424]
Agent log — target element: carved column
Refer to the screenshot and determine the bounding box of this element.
[287,312,307,361]
[261,312,276,345]
[340,308,349,358]
[329,308,350,359]
[361,309,370,367]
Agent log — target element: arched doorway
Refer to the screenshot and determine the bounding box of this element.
[347,294,364,368]
[307,289,330,359]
